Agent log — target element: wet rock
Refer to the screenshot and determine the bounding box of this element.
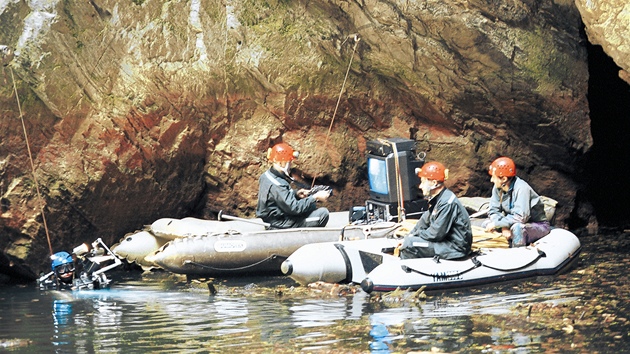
[576,0,630,84]
[0,338,32,349]
[307,281,358,296]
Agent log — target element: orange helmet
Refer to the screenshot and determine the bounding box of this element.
[488,157,516,177]
[417,161,447,182]
[267,143,299,163]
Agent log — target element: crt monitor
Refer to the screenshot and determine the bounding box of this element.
[367,150,423,204]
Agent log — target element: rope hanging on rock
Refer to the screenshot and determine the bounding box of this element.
[311,34,361,188]
[9,66,54,256]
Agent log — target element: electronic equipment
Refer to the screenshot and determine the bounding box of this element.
[349,137,428,223]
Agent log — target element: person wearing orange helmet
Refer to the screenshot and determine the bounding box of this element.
[483,157,550,247]
[398,161,472,260]
[256,142,331,229]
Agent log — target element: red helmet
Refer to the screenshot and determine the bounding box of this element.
[267,143,299,163]
[488,157,516,177]
[417,161,447,182]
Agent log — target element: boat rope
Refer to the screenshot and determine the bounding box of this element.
[401,258,481,279]
[183,254,283,272]
[310,34,360,189]
[334,243,353,284]
[9,67,54,256]
[480,249,546,272]
[401,249,547,278]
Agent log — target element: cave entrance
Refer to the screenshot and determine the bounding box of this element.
[581,42,630,229]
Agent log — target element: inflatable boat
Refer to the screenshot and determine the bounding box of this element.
[282,227,581,292]
[362,228,580,292]
[112,214,270,270]
[112,211,401,275]
[145,220,399,276]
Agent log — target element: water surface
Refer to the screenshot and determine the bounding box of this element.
[1,232,628,353]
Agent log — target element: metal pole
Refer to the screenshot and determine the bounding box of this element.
[217,211,270,228]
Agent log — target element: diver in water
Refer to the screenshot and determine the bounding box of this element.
[47,249,101,290]
[50,251,77,287]
[39,238,122,290]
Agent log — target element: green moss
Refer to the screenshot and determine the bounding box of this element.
[238,0,273,26]
[238,0,292,23]
[0,2,29,45]
[224,0,357,92]
[6,242,32,259]
[518,27,575,94]
[62,0,76,27]
[204,0,226,22]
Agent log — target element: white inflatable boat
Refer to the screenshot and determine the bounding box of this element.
[282,227,581,292]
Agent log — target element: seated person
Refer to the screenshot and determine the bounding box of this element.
[398,161,473,260]
[256,142,330,229]
[483,157,550,247]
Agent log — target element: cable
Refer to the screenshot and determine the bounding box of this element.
[311,35,361,188]
[10,67,54,256]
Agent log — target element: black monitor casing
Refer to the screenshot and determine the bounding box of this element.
[366,138,423,204]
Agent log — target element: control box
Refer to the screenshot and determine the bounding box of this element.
[352,199,428,224]
[366,200,395,222]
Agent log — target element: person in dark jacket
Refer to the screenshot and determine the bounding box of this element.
[483,157,550,247]
[256,142,331,229]
[398,161,473,260]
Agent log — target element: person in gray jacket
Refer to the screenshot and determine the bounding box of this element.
[398,161,473,260]
[483,157,550,247]
[256,142,331,229]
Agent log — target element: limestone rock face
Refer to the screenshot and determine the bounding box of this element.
[0,0,592,279]
[575,0,630,83]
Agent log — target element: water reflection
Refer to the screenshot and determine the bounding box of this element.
[1,232,628,354]
[0,280,583,353]
[291,298,352,327]
[364,285,582,353]
[369,322,392,353]
[52,300,72,346]
[213,299,249,334]
[49,291,124,352]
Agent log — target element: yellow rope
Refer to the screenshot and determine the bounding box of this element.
[394,220,509,249]
[10,67,54,256]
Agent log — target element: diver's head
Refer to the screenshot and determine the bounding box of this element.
[51,251,75,284]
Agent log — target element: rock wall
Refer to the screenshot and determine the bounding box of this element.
[0,0,592,279]
[575,0,630,84]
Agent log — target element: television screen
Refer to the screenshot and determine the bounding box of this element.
[364,137,428,220]
[367,157,388,195]
[366,151,423,204]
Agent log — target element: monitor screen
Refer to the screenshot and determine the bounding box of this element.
[366,151,423,204]
[367,157,389,195]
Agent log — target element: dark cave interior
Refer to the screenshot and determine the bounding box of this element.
[580,42,630,229]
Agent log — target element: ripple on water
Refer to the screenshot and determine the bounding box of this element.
[1,234,628,354]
